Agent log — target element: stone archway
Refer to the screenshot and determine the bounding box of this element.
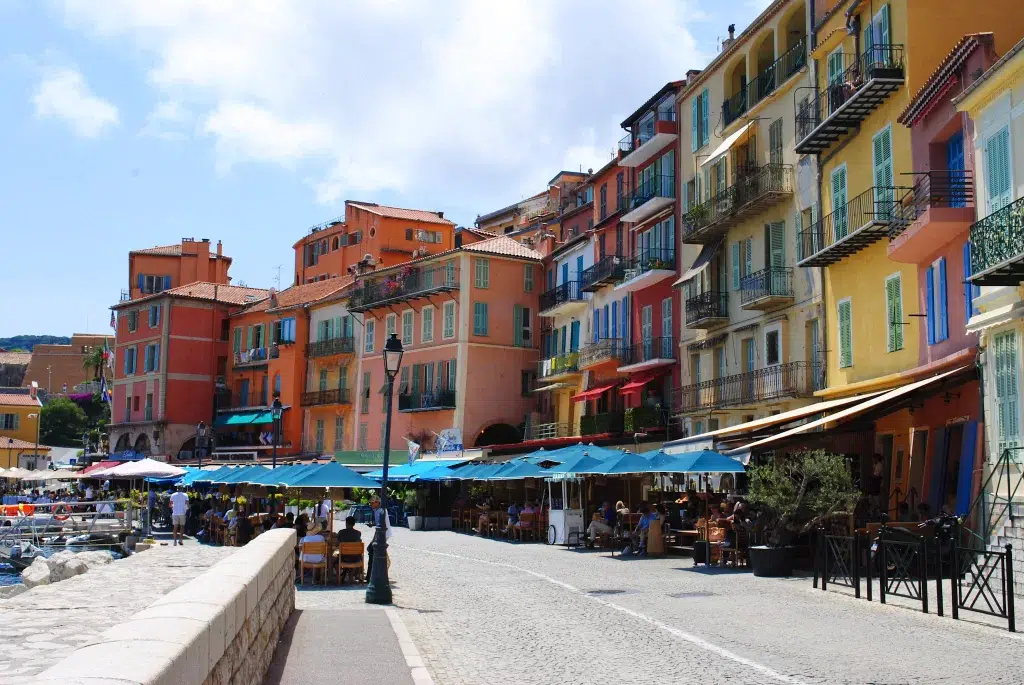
[133,433,152,455]
[474,422,521,448]
[114,433,131,452]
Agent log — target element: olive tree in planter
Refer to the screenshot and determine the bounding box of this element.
[745,450,859,577]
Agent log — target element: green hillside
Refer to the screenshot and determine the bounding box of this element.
[0,335,71,352]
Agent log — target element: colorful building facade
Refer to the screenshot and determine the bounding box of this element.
[124,238,231,301]
[303,291,360,459]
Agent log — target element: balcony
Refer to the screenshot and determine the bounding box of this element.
[580,411,625,437]
[740,267,794,310]
[525,422,570,440]
[683,164,793,243]
[624,406,667,433]
[685,292,728,329]
[348,264,459,313]
[233,347,269,368]
[968,196,1024,286]
[618,336,677,373]
[539,281,587,317]
[621,174,676,224]
[306,337,355,358]
[614,248,676,293]
[618,111,679,168]
[120,289,131,302]
[580,338,629,369]
[581,255,627,292]
[722,38,807,128]
[888,170,975,264]
[794,45,906,154]
[673,361,822,413]
[398,390,456,412]
[538,353,580,380]
[300,388,352,407]
[797,186,911,268]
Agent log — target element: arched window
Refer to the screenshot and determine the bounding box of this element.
[274,373,282,396]
[332,237,340,250]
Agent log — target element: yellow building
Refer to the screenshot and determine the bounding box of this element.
[303,290,358,458]
[799,0,1024,398]
[0,389,46,469]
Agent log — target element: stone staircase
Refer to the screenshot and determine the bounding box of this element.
[985,500,1024,600]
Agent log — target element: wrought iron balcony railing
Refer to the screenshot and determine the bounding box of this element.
[673,361,822,413]
[624,173,675,209]
[300,388,352,407]
[539,281,585,312]
[617,248,676,283]
[622,336,676,366]
[580,338,629,367]
[889,170,974,240]
[722,38,807,127]
[969,195,1024,286]
[618,110,677,154]
[305,337,355,358]
[740,267,794,306]
[581,255,627,291]
[798,186,911,267]
[348,264,459,312]
[539,353,580,379]
[683,164,793,241]
[525,422,570,440]
[233,347,269,367]
[624,406,667,432]
[685,291,728,325]
[398,390,457,412]
[580,411,625,437]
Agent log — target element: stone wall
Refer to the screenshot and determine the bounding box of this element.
[992,505,1024,599]
[28,529,295,685]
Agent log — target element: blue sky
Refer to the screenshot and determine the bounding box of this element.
[0,0,771,338]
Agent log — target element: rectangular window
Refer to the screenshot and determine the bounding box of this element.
[148,305,161,328]
[473,302,489,336]
[616,172,624,209]
[474,257,490,288]
[769,118,783,165]
[731,242,741,289]
[599,184,608,220]
[838,299,853,368]
[314,419,325,453]
[885,273,904,352]
[0,414,20,431]
[513,304,532,347]
[421,307,434,342]
[319,369,328,391]
[986,125,1012,212]
[273,317,296,343]
[995,331,1020,449]
[364,320,375,353]
[690,89,709,151]
[963,242,980,319]
[233,328,242,353]
[386,313,397,339]
[143,343,160,373]
[333,416,345,450]
[402,311,414,346]
[765,329,781,366]
[524,264,534,293]
[361,371,371,414]
[127,310,138,333]
[615,225,623,256]
[358,423,368,451]
[443,301,456,339]
[926,258,948,344]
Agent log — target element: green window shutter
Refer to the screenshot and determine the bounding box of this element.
[524,265,534,293]
[701,89,709,147]
[334,316,343,338]
[233,328,241,353]
[513,304,523,346]
[731,242,741,289]
[411,364,422,397]
[885,276,903,352]
[995,332,1020,449]
[246,326,254,349]
[987,126,1012,211]
[838,300,853,368]
[770,222,785,269]
[691,98,699,152]
[744,238,753,277]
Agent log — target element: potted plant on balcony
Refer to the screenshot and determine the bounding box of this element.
[744,450,859,577]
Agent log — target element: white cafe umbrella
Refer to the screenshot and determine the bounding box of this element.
[100,458,186,480]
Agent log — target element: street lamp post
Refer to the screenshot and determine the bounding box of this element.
[6,438,12,471]
[367,333,404,605]
[196,422,207,471]
[270,398,283,469]
[27,413,41,470]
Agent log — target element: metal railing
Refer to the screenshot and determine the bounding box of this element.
[540,281,585,312]
[673,361,820,412]
[890,170,974,240]
[398,390,456,411]
[580,338,629,367]
[305,337,355,358]
[580,411,625,436]
[625,173,675,210]
[795,44,905,142]
[740,267,794,305]
[683,164,792,237]
[539,353,580,378]
[798,186,910,261]
[120,289,131,301]
[619,110,677,154]
[722,38,806,127]
[233,347,268,366]
[623,336,676,365]
[349,264,459,311]
[969,196,1024,278]
[581,255,627,290]
[526,422,570,440]
[300,388,351,407]
[624,406,667,432]
[685,291,728,325]
[617,248,676,284]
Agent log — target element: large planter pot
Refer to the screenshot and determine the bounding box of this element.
[749,545,795,577]
[284,505,298,517]
[408,515,423,531]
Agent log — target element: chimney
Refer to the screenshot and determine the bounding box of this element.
[686,69,702,81]
[216,240,223,256]
[722,23,736,51]
[436,211,444,219]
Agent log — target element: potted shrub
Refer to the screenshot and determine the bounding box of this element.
[745,450,859,577]
[404,489,424,531]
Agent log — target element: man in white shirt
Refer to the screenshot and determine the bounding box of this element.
[299,529,327,582]
[315,498,332,529]
[84,485,94,501]
[169,484,190,546]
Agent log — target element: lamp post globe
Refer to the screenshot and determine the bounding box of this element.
[367,334,404,605]
[271,398,283,469]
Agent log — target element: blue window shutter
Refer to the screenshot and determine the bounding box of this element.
[123,350,129,375]
[163,275,171,290]
[155,343,160,371]
[701,90,710,146]
[603,305,609,341]
[137,274,144,289]
[592,311,599,343]
[964,241,979,318]
[691,98,699,152]
[938,257,948,341]
[926,266,935,345]
[621,297,628,340]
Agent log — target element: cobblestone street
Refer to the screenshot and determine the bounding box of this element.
[304,526,1024,685]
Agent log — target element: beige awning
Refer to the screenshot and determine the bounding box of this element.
[966,300,1024,333]
[723,367,969,456]
[533,383,572,393]
[674,239,723,287]
[700,122,754,168]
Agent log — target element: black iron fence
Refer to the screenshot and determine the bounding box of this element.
[349,264,459,312]
[798,186,910,261]
[969,195,1024,278]
[673,361,819,413]
[619,110,677,154]
[580,411,625,436]
[623,336,676,365]
[305,337,355,358]
[617,248,676,284]
[685,291,728,325]
[890,170,974,240]
[581,255,627,291]
[300,388,351,407]
[580,338,629,367]
[398,390,456,412]
[683,164,792,238]
[540,280,585,312]
[740,267,793,305]
[625,173,675,211]
[723,38,806,127]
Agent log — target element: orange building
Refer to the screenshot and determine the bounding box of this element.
[23,333,114,394]
[218,280,350,460]
[110,283,269,460]
[123,237,231,301]
[292,201,456,286]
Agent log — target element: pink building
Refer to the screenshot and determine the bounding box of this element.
[347,235,543,451]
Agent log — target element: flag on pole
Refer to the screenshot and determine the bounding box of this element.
[103,340,113,371]
[405,438,420,466]
[99,376,111,403]
[432,430,448,454]
[110,311,116,329]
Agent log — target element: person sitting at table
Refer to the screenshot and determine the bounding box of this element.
[295,513,309,541]
[334,516,363,582]
[631,502,658,555]
[262,513,276,533]
[235,507,255,546]
[615,500,630,517]
[275,512,295,529]
[505,502,521,537]
[298,524,327,576]
[586,506,614,547]
[475,498,492,535]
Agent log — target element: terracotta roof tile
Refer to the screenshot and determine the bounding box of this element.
[899,33,994,126]
[113,282,269,309]
[461,235,543,260]
[255,278,353,313]
[346,202,454,225]
[1,437,50,451]
[0,352,31,366]
[0,392,41,407]
[129,244,229,260]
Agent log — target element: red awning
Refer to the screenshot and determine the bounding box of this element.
[571,382,618,403]
[619,370,667,394]
[80,460,118,476]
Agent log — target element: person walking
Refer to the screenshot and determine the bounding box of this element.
[169,484,189,546]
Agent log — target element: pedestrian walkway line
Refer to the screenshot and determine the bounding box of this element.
[386,608,437,685]
[396,545,807,685]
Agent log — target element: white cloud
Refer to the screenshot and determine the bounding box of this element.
[140,99,192,140]
[31,66,118,137]
[56,0,766,219]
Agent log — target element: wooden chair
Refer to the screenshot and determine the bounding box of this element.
[336,542,365,584]
[707,525,727,565]
[516,512,537,542]
[299,540,329,585]
[646,518,665,556]
[721,526,749,568]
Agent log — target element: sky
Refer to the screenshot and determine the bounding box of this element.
[0,0,772,338]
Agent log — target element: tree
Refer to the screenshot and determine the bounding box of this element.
[83,346,105,380]
[40,398,89,447]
